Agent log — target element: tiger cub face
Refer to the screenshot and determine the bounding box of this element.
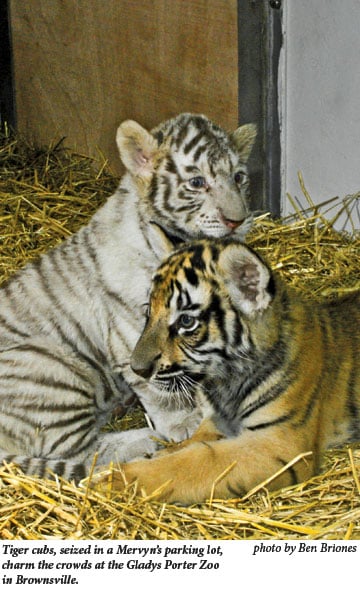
[117,113,256,241]
[130,239,274,409]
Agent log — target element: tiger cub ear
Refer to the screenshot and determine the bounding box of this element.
[116,120,158,178]
[218,243,273,315]
[230,123,257,163]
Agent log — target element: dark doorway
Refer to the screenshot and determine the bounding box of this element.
[238,0,282,215]
[0,0,16,130]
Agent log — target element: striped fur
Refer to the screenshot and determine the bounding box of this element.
[93,239,360,504]
[0,114,256,480]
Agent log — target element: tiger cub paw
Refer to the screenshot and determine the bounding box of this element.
[157,428,224,456]
[82,466,128,494]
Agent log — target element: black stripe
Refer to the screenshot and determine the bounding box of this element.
[232,312,243,347]
[30,257,105,365]
[153,130,164,146]
[0,421,29,446]
[20,457,31,473]
[175,122,196,153]
[183,132,205,155]
[43,252,107,363]
[0,399,93,415]
[198,292,227,344]
[162,177,173,210]
[226,482,246,498]
[174,280,183,310]
[0,374,93,400]
[0,344,91,387]
[183,290,192,308]
[47,420,96,456]
[184,267,199,287]
[1,454,15,465]
[174,118,191,149]
[238,379,291,421]
[346,355,360,440]
[148,173,159,203]
[211,293,226,337]
[68,463,87,481]
[189,244,206,271]
[40,239,123,397]
[148,220,186,246]
[80,227,105,284]
[175,199,199,212]
[102,286,138,319]
[277,457,299,486]
[165,156,180,177]
[0,405,56,430]
[184,165,200,173]
[1,280,43,331]
[193,144,208,162]
[138,216,156,253]
[0,310,31,340]
[42,413,95,431]
[51,460,66,477]
[233,301,290,409]
[180,340,210,361]
[293,310,331,428]
[106,322,133,362]
[210,245,220,262]
[208,158,218,178]
[35,458,47,478]
[165,279,175,309]
[246,409,297,431]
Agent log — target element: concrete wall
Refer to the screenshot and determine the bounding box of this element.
[280,0,360,230]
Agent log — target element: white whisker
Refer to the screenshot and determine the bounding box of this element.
[152,370,198,410]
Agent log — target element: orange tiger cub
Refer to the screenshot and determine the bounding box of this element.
[92,239,360,504]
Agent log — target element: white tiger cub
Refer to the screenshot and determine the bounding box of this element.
[0,113,256,481]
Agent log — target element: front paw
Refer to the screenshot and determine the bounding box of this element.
[158,417,224,456]
[162,410,203,442]
[96,428,161,465]
[86,462,173,501]
[87,466,128,494]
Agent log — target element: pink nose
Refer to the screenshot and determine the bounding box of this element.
[218,208,244,231]
[223,218,241,230]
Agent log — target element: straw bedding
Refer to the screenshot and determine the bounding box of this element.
[0,131,359,540]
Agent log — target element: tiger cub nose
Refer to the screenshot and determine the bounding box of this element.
[218,208,244,231]
[130,362,154,379]
[130,352,161,380]
[223,217,243,231]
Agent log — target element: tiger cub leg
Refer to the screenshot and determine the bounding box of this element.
[95,428,160,465]
[0,342,99,461]
[92,426,316,504]
[0,340,159,478]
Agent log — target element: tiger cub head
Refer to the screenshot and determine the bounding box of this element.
[116,113,257,241]
[130,239,276,409]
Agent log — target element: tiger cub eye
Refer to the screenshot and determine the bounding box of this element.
[178,314,197,329]
[189,176,206,189]
[234,171,248,185]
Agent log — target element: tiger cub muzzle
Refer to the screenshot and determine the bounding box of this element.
[131,328,186,383]
[130,321,203,411]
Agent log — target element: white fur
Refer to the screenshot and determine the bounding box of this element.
[0,114,256,479]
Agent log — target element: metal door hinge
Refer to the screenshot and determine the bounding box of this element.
[269,0,282,9]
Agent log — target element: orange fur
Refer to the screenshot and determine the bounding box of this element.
[93,420,314,503]
[91,240,360,504]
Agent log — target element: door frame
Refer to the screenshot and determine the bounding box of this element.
[238,0,283,214]
[0,0,16,130]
